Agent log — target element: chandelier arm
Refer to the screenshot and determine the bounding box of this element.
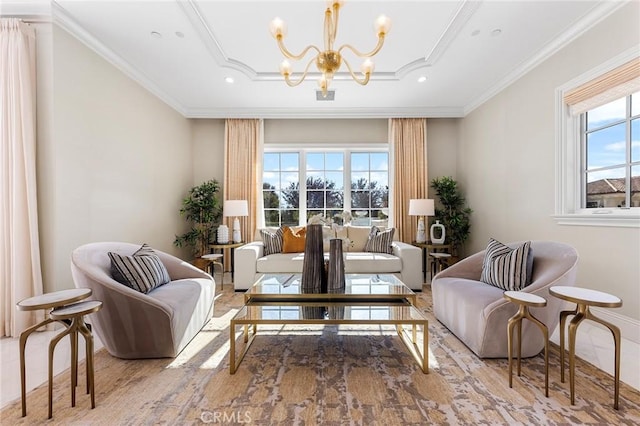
[342,58,371,86]
[331,2,340,50]
[277,36,321,61]
[282,57,317,87]
[338,34,386,58]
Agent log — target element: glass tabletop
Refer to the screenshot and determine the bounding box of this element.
[234,303,427,323]
[244,274,415,302]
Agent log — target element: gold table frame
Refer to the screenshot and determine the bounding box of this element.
[550,286,623,410]
[231,274,429,375]
[229,302,429,374]
[16,288,92,418]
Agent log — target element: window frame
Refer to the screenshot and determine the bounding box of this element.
[554,48,640,228]
[263,143,390,227]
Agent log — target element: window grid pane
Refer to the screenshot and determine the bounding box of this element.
[582,93,638,209]
[263,152,300,226]
[263,150,388,225]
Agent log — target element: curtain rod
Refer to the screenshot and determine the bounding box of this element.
[3,16,52,24]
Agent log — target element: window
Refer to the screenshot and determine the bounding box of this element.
[306,152,345,221]
[583,93,640,209]
[350,152,389,225]
[263,152,299,227]
[555,51,640,227]
[262,148,389,227]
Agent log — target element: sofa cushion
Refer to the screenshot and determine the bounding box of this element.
[257,253,305,273]
[480,238,532,291]
[108,244,170,294]
[282,226,306,253]
[344,252,402,273]
[260,227,283,255]
[364,226,395,254]
[255,251,402,275]
[347,226,372,252]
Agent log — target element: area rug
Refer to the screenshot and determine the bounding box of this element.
[2,287,639,425]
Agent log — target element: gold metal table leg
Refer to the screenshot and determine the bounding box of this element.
[567,304,621,409]
[559,307,577,383]
[19,318,59,417]
[48,323,74,419]
[507,304,549,396]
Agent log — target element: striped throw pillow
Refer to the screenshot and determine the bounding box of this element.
[260,227,284,255]
[480,239,532,291]
[364,226,395,254]
[108,244,170,294]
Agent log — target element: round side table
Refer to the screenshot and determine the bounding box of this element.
[202,253,225,287]
[16,288,92,417]
[503,291,549,397]
[549,286,622,409]
[429,252,452,277]
[48,300,103,419]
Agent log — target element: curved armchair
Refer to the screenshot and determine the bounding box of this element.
[431,241,578,358]
[71,242,215,359]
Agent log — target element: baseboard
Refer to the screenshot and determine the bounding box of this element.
[590,307,640,344]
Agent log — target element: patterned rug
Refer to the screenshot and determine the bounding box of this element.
[2,287,639,425]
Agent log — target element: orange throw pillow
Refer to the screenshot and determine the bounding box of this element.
[282,226,307,253]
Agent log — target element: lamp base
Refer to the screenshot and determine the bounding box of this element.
[232,217,242,243]
[416,217,426,243]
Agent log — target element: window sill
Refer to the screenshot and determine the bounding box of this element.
[553,213,640,228]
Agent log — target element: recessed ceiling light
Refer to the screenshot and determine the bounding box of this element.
[225,77,234,84]
[491,29,502,37]
[417,76,427,83]
[150,31,162,39]
[175,31,184,38]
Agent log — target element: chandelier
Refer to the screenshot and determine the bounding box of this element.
[269,1,391,97]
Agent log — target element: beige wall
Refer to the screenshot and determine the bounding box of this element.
[458,2,640,320]
[191,119,225,185]
[264,119,388,144]
[427,118,459,193]
[37,26,195,293]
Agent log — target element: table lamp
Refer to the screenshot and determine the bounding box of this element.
[223,200,248,243]
[408,199,434,243]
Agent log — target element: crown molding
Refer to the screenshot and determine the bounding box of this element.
[51,1,188,116]
[424,0,482,67]
[184,106,464,119]
[462,0,628,116]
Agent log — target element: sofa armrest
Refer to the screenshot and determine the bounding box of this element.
[434,250,485,281]
[234,242,265,290]
[392,241,423,290]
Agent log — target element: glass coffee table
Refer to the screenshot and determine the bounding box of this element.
[230,274,428,374]
[243,274,417,305]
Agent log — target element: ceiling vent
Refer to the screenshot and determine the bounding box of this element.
[316,90,335,101]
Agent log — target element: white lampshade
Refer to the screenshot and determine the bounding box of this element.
[223,200,248,218]
[408,199,434,216]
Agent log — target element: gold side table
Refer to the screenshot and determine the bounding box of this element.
[202,253,225,287]
[550,286,623,409]
[16,288,92,417]
[504,291,549,397]
[48,300,103,419]
[209,242,244,281]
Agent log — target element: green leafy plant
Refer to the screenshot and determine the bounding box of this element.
[430,176,473,256]
[174,180,222,258]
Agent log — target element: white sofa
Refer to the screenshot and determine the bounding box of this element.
[234,226,423,290]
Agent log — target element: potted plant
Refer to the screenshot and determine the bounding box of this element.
[430,176,473,257]
[174,180,222,265]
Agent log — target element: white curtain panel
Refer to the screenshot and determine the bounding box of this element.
[1,19,44,337]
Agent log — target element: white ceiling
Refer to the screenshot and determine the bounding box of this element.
[3,1,627,118]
